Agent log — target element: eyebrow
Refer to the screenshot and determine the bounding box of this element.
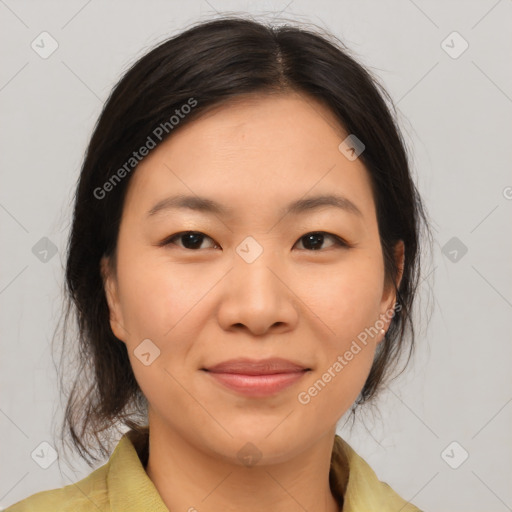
[146,193,363,219]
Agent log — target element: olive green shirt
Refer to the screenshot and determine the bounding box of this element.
[5,428,422,511]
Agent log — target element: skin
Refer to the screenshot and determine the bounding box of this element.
[102,91,404,512]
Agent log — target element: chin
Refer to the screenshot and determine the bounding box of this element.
[207,421,312,466]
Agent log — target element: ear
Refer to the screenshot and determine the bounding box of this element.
[378,240,405,342]
[100,255,127,343]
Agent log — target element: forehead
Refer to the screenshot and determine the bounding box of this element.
[122,93,376,223]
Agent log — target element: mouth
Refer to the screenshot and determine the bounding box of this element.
[201,358,311,397]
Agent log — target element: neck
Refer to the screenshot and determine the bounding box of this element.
[145,421,341,512]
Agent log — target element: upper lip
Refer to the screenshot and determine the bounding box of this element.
[203,358,310,375]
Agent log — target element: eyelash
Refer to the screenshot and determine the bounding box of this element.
[158,231,350,252]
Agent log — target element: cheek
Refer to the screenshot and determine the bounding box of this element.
[115,248,205,342]
[297,253,385,340]
[292,255,383,414]
[114,250,199,410]
[114,246,222,401]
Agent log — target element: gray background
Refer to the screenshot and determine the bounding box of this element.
[1,1,511,511]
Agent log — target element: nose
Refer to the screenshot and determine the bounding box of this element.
[216,248,299,337]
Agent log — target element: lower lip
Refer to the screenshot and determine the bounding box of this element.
[204,370,308,397]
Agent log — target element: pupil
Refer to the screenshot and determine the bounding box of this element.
[304,232,323,250]
[183,232,203,249]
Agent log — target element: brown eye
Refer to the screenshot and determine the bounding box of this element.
[294,232,348,251]
[161,231,218,250]
[159,230,348,252]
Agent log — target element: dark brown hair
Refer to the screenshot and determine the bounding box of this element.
[56,15,432,465]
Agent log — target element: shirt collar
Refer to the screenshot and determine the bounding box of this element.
[106,427,415,512]
[107,426,168,512]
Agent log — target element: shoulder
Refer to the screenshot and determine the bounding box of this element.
[4,460,110,511]
[4,428,152,512]
[333,435,423,512]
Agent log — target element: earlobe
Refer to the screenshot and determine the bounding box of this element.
[100,256,126,342]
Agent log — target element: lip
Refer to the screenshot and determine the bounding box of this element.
[202,358,311,397]
[204,357,309,375]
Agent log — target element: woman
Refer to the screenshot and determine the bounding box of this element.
[6,16,429,511]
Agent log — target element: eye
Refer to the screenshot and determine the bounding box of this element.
[159,231,348,251]
[294,231,349,251]
[160,231,219,250]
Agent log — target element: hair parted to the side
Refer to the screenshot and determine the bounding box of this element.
[54,15,432,466]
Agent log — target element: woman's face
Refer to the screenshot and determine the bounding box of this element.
[102,92,403,464]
